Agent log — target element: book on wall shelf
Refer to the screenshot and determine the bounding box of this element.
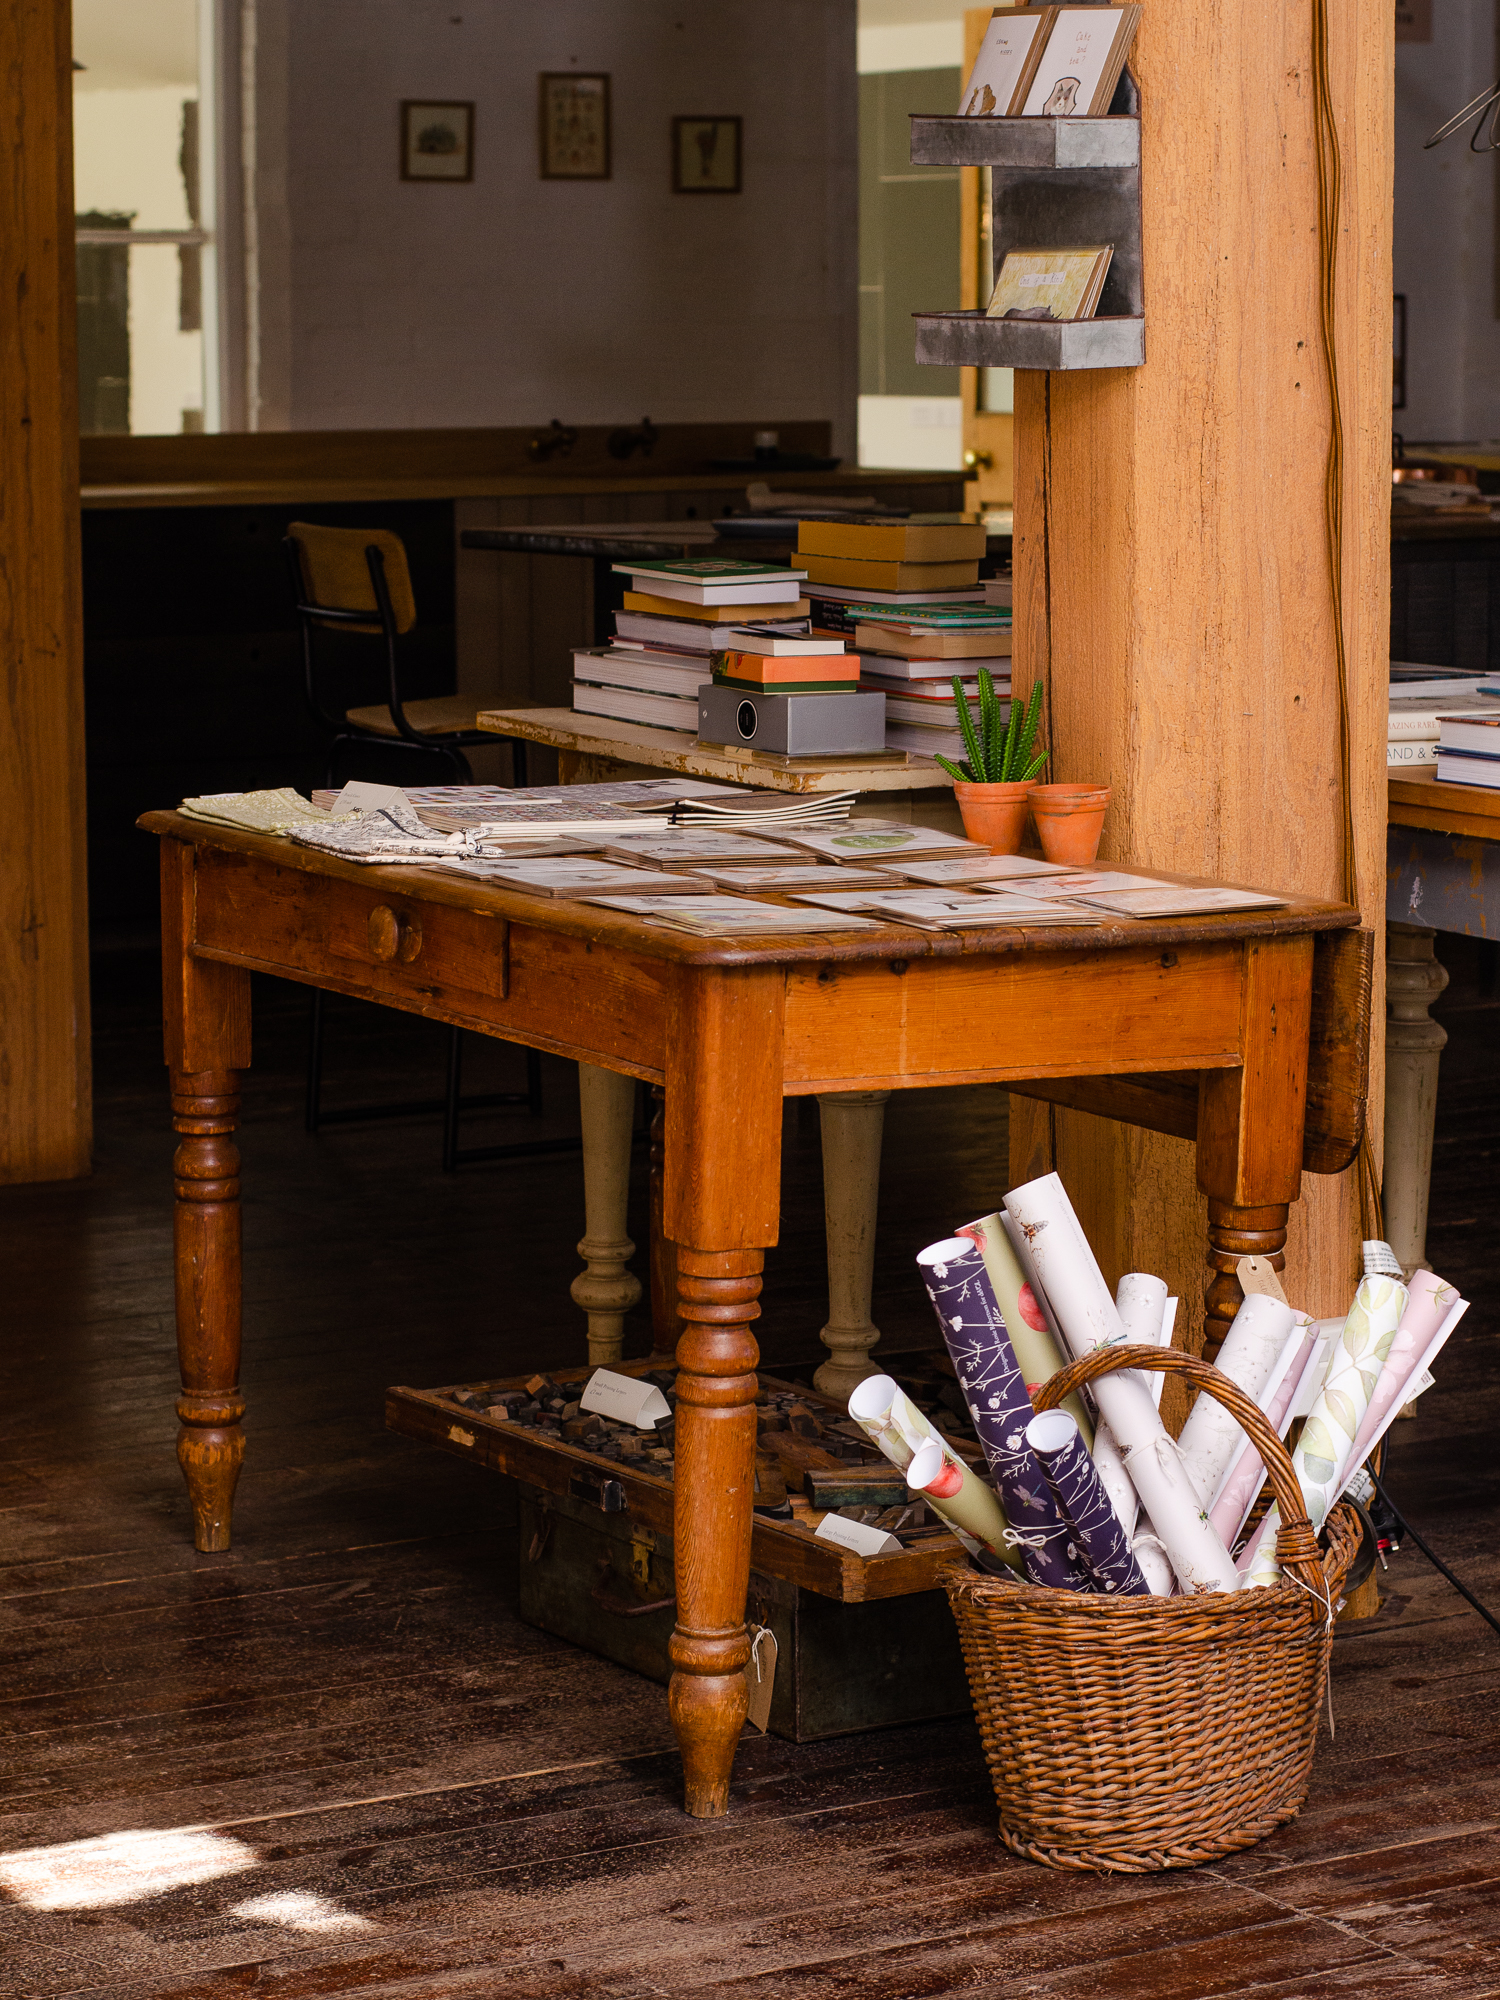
[961,6,1059,116]
[1018,5,1141,117]
[988,246,1113,323]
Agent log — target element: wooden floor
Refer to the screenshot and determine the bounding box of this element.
[2,947,1499,1998]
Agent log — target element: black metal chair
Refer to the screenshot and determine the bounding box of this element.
[284,521,544,1166]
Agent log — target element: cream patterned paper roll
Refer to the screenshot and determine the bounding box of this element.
[846,1375,1021,1569]
[1243,1272,1408,1588]
[1208,1316,1318,1547]
[1003,1173,1240,1594]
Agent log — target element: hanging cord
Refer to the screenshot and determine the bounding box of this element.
[1423,77,1500,153]
[1368,1469,1500,1641]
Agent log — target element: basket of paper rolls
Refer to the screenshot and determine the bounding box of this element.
[846,1172,1460,1874]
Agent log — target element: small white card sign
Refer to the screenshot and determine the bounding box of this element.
[580,1367,671,1432]
[814,1513,902,1557]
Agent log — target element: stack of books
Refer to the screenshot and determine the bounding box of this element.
[571,557,813,733]
[851,605,1014,759]
[1387,665,1487,771]
[1435,697,1500,787]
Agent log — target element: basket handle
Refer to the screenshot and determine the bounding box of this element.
[1033,1344,1328,1594]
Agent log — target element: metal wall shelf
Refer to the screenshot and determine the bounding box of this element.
[910,74,1144,372]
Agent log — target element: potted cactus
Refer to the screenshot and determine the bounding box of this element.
[935,672,1049,852]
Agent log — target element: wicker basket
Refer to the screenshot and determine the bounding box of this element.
[946,1344,1361,1874]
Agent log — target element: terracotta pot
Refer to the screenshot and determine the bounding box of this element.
[1027,783,1111,866]
[953,780,1032,854]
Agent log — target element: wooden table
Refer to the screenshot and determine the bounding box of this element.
[143,808,1362,1816]
[1385,770,1500,1270]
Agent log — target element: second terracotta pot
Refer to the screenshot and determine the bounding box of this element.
[953,779,1032,854]
[1028,783,1111,866]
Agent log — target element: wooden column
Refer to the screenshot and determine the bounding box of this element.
[1383,924,1448,1277]
[663,964,784,1819]
[813,1089,889,1402]
[0,0,92,1183]
[1008,0,1389,1361]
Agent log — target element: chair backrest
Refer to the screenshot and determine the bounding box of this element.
[286,522,418,636]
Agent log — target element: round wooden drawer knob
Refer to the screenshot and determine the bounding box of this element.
[368,905,421,963]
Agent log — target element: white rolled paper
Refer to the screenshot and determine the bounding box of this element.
[1176,1293,1297,1506]
[1346,1270,1463,1470]
[1003,1173,1240,1593]
[1208,1316,1319,1547]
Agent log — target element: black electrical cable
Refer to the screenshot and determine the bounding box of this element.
[1367,1469,1500,1642]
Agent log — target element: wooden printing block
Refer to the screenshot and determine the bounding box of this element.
[803,1465,909,1509]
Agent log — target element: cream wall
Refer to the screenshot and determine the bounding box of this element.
[243,0,858,454]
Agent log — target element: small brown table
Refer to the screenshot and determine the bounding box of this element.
[142,809,1364,1817]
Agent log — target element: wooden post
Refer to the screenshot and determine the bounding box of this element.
[813,1090,889,1403]
[570,1062,643,1365]
[663,965,784,1819]
[0,0,92,1183]
[1008,0,1389,1347]
[1383,924,1448,1277]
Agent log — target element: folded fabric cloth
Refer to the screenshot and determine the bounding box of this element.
[289,797,474,864]
[179,789,360,836]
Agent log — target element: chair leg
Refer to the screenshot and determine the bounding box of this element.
[306,989,326,1133]
[526,1046,543,1117]
[512,739,528,787]
[442,1026,464,1173]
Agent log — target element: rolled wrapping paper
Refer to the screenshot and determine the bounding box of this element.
[957,1212,1092,1443]
[846,1375,1021,1570]
[905,1438,1021,1566]
[1176,1294,1298,1506]
[1208,1316,1319,1547]
[1243,1271,1409,1587]
[916,1236,1093,1591]
[1346,1270,1462,1469]
[1026,1410,1151,1596]
[1002,1173,1241,1593]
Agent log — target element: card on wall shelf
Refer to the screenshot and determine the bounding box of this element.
[987,246,1113,322]
[960,7,1058,116]
[1020,5,1141,117]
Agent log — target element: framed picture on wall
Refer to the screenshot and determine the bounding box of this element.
[400,101,474,182]
[672,116,742,193]
[539,74,611,179]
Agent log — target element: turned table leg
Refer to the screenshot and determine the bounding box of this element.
[664,967,784,1817]
[814,1090,889,1402]
[648,1085,680,1358]
[1383,923,1448,1277]
[173,1072,245,1551]
[1197,937,1313,1362]
[570,1063,643,1365]
[161,838,253,1552]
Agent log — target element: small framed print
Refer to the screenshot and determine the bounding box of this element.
[401,100,473,182]
[539,73,611,180]
[672,115,742,193]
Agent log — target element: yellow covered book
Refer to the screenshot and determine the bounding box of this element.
[797,520,987,564]
[621,591,811,623]
[987,246,1112,322]
[801,555,981,592]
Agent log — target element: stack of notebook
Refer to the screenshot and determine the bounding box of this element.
[571,557,813,732]
[846,604,1013,759]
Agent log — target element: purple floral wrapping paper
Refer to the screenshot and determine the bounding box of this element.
[1026,1413,1151,1596]
[917,1237,1093,1592]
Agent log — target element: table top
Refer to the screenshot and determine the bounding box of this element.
[458,524,1012,561]
[475,705,949,794]
[1389,769,1500,839]
[140,810,1358,971]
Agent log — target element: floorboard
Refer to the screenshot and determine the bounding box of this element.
[1,943,1499,1996]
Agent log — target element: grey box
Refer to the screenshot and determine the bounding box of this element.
[697,686,886,757]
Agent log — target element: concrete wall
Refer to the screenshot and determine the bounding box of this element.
[244,0,858,455]
[1394,0,1500,440]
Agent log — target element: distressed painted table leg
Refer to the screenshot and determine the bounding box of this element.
[648,1085,680,1359]
[161,838,252,1552]
[665,967,783,1818]
[1198,937,1313,1364]
[814,1090,889,1403]
[1384,923,1448,1277]
[570,1062,643,1365]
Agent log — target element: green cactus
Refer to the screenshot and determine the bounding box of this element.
[935,673,1050,787]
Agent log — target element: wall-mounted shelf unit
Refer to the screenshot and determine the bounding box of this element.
[910,85,1143,372]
